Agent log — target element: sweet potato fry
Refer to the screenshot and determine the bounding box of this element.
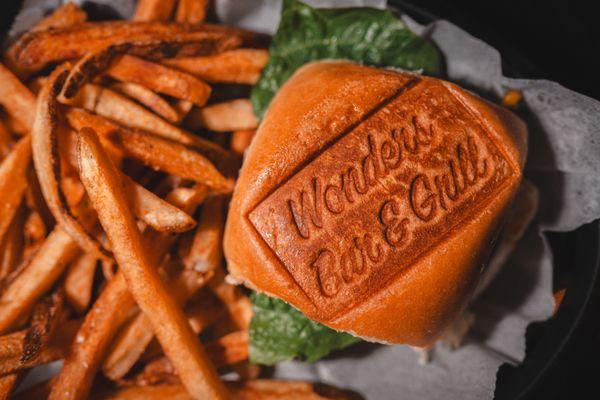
[7,21,243,73]
[96,384,193,399]
[33,65,110,260]
[0,335,72,374]
[141,292,225,363]
[60,176,87,211]
[25,167,55,232]
[173,100,194,123]
[53,184,209,399]
[57,126,195,233]
[4,1,87,78]
[139,184,209,265]
[186,99,258,132]
[210,273,256,381]
[0,373,20,400]
[163,49,269,84]
[24,379,362,400]
[207,331,249,369]
[100,380,363,400]
[23,211,46,246]
[121,331,248,387]
[112,129,233,192]
[76,127,228,399]
[65,253,98,313]
[123,356,180,387]
[0,343,66,375]
[209,267,253,332]
[0,8,273,400]
[165,185,210,215]
[0,135,32,246]
[230,129,255,155]
[58,114,124,169]
[65,105,231,164]
[49,273,134,400]
[31,2,87,32]
[0,120,14,159]
[108,55,212,107]
[185,292,225,335]
[225,380,365,400]
[64,84,192,145]
[27,76,46,95]
[204,266,256,380]
[67,84,223,159]
[0,197,96,334]
[122,174,197,233]
[21,291,65,363]
[0,328,34,359]
[133,0,177,21]
[103,268,214,380]
[110,82,180,123]
[60,29,243,101]
[2,115,28,137]
[102,310,161,380]
[0,204,25,281]
[0,63,37,130]
[0,320,79,376]
[176,0,210,24]
[184,196,225,272]
[0,227,79,334]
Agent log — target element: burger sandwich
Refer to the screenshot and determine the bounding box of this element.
[224,0,538,365]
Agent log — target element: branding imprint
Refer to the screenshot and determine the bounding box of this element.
[249,80,514,318]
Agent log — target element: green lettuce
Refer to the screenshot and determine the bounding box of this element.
[249,292,360,365]
[250,0,442,119]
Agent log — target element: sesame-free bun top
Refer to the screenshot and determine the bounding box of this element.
[224,61,527,346]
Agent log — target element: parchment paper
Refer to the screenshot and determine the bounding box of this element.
[7,1,600,399]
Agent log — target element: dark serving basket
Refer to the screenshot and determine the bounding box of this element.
[2,1,599,399]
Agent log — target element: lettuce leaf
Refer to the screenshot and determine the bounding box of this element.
[249,292,360,365]
[251,0,442,119]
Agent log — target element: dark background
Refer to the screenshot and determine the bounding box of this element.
[1,1,22,41]
[406,0,600,101]
[2,1,599,399]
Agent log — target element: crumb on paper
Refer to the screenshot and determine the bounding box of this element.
[553,288,566,314]
[502,89,523,108]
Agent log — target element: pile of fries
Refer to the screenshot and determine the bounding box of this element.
[0,1,360,399]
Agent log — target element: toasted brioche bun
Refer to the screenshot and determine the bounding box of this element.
[224,61,527,346]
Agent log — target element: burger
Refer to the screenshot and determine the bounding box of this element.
[223,0,538,365]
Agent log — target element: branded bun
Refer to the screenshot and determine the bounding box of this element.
[223,61,527,346]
